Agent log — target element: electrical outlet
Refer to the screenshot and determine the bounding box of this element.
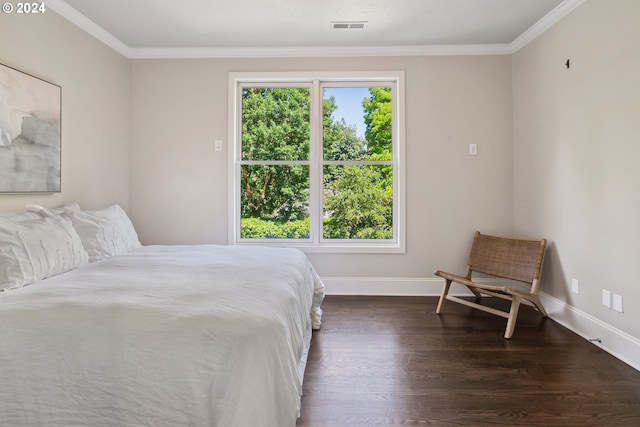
[469,144,478,156]
[571,278,579,294]
[602,290,611,308]
[214,140,223,151]
[613,294,623,313]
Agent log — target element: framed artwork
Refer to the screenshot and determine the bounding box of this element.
[0,63,61,193]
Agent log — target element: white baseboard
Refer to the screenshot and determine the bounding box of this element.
[321,276,640,371]
[539,292,640,371]
[322,276,446,296]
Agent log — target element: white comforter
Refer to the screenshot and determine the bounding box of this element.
[0,245,324,427]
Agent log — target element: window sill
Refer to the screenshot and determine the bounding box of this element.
[231,240,406,254]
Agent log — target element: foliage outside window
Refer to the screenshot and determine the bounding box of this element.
[229,72,405,253]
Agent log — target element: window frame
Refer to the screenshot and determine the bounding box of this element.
[228,71,406,254]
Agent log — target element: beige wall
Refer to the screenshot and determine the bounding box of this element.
[129,56,514,278]
[0,11,129,212]
[513,0,640,338]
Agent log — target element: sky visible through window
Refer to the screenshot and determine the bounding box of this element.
[323,87,370,138]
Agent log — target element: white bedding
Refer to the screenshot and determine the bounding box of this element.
[0,244,324,427]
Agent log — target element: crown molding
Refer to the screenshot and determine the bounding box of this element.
[129,44,511,59]
[46,0,586,59]
[43,0,131,57]
[509,0,588,53]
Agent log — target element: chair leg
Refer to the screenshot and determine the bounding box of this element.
[436,279,451,314]
[467,286,482,300]
[504,295,522,339]
[529,296,548,317]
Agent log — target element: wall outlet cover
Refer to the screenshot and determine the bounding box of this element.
[613,294,623,313]
[602,289,611,308]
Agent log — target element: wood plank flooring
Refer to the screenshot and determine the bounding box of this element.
[297,296,640,426]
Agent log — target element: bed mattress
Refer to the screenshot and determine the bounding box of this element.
[0,244,323,426]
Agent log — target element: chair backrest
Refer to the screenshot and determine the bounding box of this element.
[467,231,547,286]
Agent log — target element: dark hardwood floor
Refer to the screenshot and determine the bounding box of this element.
[297,296,640,426]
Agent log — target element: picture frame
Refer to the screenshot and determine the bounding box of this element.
[0,63,61,193]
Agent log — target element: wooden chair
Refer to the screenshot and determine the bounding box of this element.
[435,231,548,339]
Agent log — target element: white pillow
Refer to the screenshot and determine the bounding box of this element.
[26,202,81,217]
[63,205,141,262]
[0,215,89,291]
[0,211,42,222]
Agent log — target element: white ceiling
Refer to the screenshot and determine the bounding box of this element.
[46,0,585,57]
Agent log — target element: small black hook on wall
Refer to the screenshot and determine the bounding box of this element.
[565,59,570,69]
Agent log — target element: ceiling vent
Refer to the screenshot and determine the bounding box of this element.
[330,21,368,30]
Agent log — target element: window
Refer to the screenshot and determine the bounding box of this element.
[228,72,405,253]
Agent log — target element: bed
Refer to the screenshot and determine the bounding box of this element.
[0,205,324,426]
